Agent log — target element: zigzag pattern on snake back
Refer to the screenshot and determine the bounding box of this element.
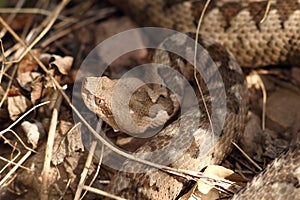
[101,0,300,199]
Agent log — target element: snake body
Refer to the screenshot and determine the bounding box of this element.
[104,32,248,199]
[99,0,300,199]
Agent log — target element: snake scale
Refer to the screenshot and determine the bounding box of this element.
[88,0,300,199]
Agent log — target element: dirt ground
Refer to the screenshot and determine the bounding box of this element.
[0,0,299,199]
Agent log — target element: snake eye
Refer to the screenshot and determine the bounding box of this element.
[96,98,104,105]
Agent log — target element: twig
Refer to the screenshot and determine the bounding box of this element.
[74,141,97,200]
[40,91,63,200]
[260,0,272,24]
[0,0,70,64]
[0,39,5,83]
[228,154,257,176]
[0,150,31,187]
[193,0,216,138]
[0,0,69,108]
[0,148,21,174]
[232,141,262,171]
[58,178,72,200]
[0,154,31,172]
[0,42,20,63]
[0,0,25,38]
[80,140,104,200]
[7,129,37,153]
[0,60,17,108]
[250,71,267,130]
[40,8,115,48]
[82,185,126,200]
[0,7,74,21]
[0,101,50,136]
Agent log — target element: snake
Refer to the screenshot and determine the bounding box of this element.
[83,0,300,199]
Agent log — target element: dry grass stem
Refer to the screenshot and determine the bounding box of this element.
[40,91,63,200]
[82,185,126,200]
[79,142,104,200]
[0,150,31,187]
[74,141,97,200]
[232,141,262,171]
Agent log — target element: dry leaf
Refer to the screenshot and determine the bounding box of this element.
[179,184,200,200]
[30,76,44,105]
[49,55,73,75]
[21,120,45,149]
[17,49,39,74]
[52,132,67,166]
[44,68,56,88]
[182,165,246,200]
[7,93,31,121]
[66,123,84,155]
[39,53,52,65]
[17,71,41,91]
[52,122,83,166]
[7,88,21,96]
[0,85,5,99]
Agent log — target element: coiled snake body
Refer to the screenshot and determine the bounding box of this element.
[83,0,300,199]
